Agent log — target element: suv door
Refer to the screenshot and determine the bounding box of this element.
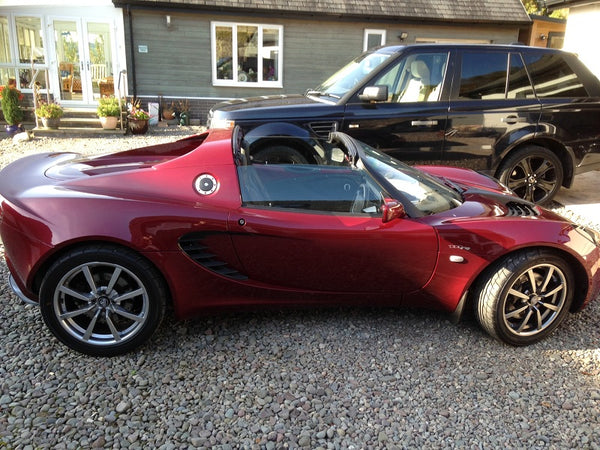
[444,50,541,174]
[524,51,600,174]
[341,50,450,164]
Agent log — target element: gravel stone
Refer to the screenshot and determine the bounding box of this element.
[1,128,599,448]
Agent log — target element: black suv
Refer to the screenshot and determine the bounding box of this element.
[207,44,600,204]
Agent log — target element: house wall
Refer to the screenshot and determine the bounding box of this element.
[126,9,522,122]
[519,16,565,48]
[562,4,600,79]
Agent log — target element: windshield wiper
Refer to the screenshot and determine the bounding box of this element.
[439,176,465,194]
[305,90,341,99]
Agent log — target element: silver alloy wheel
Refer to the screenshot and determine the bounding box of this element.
[53,262,150,346]
[502,263,567,337]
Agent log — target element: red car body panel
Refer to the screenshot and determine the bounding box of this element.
[1,129,599,323]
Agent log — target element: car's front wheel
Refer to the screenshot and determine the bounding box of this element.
[39,245,167,356]
[496,146,563,205]
[474,249,573,346]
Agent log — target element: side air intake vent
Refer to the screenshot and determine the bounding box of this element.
[308,121,338,139]
[506,202,539,217]
[179,233,248,281]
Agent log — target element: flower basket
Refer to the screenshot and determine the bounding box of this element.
[128,118,149,135]
[127,103,150,135]
[36,102,64,129]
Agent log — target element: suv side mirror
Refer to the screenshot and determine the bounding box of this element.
[358,85,388,102]
[382,200,406,223]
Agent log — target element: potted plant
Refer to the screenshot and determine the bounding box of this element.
[162,101,175,121]
[176,99,190,126]
[97,96,121,130]
[127,99,150,135]
[35,102,64,129]
[0,79,24,134]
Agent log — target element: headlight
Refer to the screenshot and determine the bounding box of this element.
[209,118,236,130]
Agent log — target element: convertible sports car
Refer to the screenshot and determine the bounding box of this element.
[1,128,599,356]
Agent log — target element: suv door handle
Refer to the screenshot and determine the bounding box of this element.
[411,120,438,127]
[501,115,526,125]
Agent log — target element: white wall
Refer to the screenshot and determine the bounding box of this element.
[562,4,600,79]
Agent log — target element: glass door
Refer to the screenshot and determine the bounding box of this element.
[85,21,114,100]
[52,18,114,105]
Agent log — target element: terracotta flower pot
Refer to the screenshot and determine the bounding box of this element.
[162,108,175,120]
[41,117,60,129]
[100,116,118,130]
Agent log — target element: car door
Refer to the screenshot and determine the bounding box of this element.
[443,50,541,173]
[341,50,450,164]
[229,163,438,294]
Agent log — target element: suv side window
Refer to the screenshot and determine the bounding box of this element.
[523,52,588,98]
[507,53,535,99]
[459,52,508,100]
[371,52,448,102]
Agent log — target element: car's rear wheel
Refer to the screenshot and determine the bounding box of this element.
[497,146,562,205]
[39,245,166,356]
[474,249,573,346]
[253,145,309,164]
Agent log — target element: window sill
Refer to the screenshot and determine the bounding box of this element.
[212,80,283,89]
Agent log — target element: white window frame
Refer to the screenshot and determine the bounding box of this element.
[363,29,386,51]
[211,21,283,88]
[0,13,49,93]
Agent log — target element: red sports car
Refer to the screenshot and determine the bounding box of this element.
[1,129,599,356]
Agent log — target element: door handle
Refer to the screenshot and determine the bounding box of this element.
[501,116,526,125]
[411,120,438,127]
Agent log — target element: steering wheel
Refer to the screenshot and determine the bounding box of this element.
[351,184,367,214]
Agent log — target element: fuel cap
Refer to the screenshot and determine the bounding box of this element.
[195,174,218,195]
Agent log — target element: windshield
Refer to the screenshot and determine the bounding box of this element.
[315,51,392,98]
[356,140,463,215]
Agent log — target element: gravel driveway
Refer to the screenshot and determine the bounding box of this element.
[0,129,599,449]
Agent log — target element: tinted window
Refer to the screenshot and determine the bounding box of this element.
[507,53,535,99]
[459,52,508,100]
[524,53,588,98]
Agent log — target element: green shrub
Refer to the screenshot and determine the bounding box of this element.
[35,102,64,119]
[97,96,121,117]
[0,85,24,125]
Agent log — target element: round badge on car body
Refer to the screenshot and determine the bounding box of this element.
[195,174,218,195]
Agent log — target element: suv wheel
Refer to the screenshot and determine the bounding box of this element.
[497,145,563,205]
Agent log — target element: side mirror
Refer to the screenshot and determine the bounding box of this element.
[358,85,388,102]
[382,200,406,223]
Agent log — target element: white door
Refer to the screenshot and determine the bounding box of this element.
[52,18,115,105]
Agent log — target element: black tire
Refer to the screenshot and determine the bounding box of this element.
[253,145,309,164]
[496,145,563,205]
[39,245,167,356]
[474,249,573,346]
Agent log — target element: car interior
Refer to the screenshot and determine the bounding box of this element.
[233,128,384,214]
